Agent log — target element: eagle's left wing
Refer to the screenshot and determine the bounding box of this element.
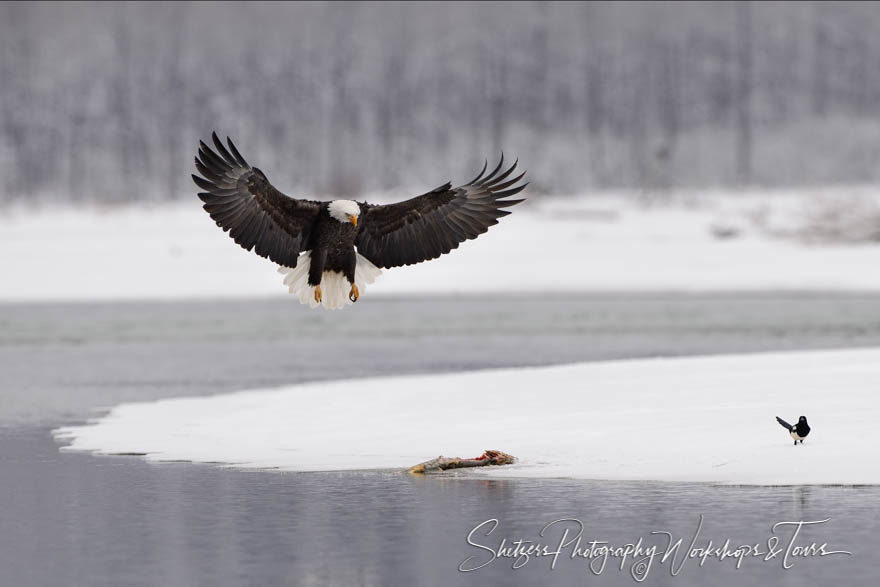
[355,157,527,268]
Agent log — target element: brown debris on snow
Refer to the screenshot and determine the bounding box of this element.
[408,450,517,474]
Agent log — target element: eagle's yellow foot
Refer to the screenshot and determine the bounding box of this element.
[349,283,359,303]
[314,285,322,303]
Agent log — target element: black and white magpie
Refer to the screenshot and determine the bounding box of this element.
[776,416,810,445]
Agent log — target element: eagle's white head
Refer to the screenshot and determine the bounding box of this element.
[328,199,360,227]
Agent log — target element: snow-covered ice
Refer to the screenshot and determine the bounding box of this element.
[4,190,880,302]
[54,347,880,485]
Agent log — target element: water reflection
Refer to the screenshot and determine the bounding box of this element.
[1,432,873,586]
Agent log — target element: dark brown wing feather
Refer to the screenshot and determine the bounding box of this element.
[356,156,527,268]
[192,132,322,268]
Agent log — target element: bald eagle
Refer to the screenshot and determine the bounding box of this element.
[192,133,527,309]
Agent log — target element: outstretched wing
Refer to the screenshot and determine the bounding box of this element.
[192,132,322,268]
[776,416,793,432]
[355,156,527,268]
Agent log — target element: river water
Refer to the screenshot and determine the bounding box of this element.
[1,294,878,586]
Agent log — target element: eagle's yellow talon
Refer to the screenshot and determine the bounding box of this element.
[314,285,322,303]
[349,284,359,302]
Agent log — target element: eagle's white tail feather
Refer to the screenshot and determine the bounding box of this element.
[278,251,382,310]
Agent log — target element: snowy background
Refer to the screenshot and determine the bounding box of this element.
[4,1,880,302]
[3,1,880,204]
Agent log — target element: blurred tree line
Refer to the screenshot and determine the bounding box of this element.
[2,1,880,204]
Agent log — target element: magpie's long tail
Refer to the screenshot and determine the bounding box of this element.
[776,416,793,432]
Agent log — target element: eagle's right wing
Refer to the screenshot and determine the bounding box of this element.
[192,133,322,268]
[776,417,793,432]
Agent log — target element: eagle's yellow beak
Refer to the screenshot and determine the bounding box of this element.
[348,215,358,227]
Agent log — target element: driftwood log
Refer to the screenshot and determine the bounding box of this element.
[408,450,516,474]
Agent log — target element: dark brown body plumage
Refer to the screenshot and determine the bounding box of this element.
[307,211,359,285]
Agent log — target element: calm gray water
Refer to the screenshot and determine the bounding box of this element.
[1,294,879,586]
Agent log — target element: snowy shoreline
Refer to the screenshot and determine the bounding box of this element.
[5,191,880,302]
[54,347,880,486]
